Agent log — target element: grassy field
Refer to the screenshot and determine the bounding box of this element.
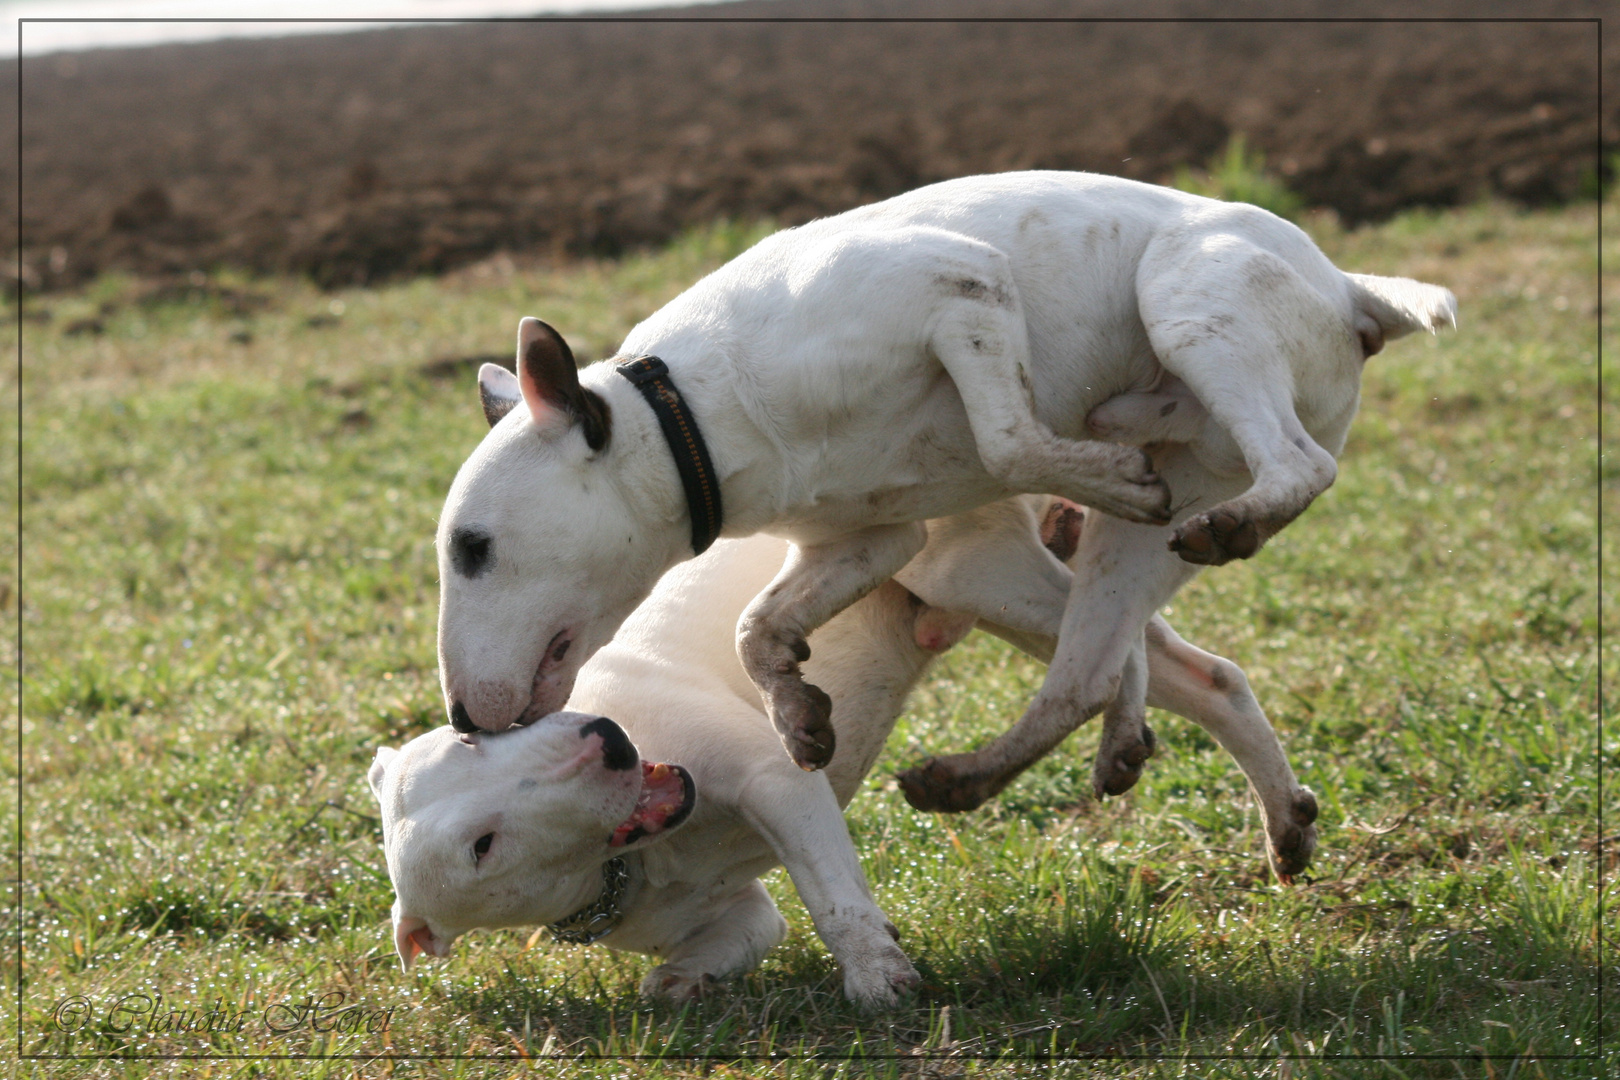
[9,193,1611,1078]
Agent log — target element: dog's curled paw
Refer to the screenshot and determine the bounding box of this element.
[1169,507,1262,565]
[1091,723,1157,799]
[767,678,835,771]
[1267,787,1320,884]
[1086,445,1173,526]
[895,756,998,813]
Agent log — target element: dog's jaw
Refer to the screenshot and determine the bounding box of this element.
[513,628,577,726]
[609,761,696,847]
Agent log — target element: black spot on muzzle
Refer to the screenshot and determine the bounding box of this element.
[579,716,637,771]
[450,701,478,734]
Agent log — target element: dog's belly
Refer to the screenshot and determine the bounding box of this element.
[774,476,1012,539]
[772,418,1013,539]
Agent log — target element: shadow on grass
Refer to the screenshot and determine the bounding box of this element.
[432,851,1604,1065]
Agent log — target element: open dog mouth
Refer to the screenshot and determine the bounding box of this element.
[608,760,696,847]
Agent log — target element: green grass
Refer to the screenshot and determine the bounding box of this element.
[1173,135,1304,222]
[10,196,1610,1078]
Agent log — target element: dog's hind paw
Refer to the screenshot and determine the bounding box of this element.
[896,756,1001,813]
[1169,507,1262,565]
[768,679,836,770]
[1266,788,1319,884]
[1091,722,1156,799]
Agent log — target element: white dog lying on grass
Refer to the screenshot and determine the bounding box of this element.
[369,497,1318,1008]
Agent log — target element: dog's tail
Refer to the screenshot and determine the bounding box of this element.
[1347,273,1458,352]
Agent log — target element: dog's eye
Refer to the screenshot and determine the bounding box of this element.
[473,833,494,862]
[450,528,493,578]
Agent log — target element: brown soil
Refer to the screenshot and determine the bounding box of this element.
[7,0,1612,292]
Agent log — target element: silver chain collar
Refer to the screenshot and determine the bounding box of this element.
[547,857,629,945]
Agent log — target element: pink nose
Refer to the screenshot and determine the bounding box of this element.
[449,681,527,733]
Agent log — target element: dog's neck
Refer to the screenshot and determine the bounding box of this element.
[547,856,636,944]
[585,354,794,547]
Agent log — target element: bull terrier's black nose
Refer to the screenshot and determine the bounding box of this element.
[579,716,637,771]
[450,701,478,734]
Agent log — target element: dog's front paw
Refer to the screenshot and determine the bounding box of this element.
[1083,445,1173,526]
[741,623,837,769]
[1267,788,1319,884]
[1090,722,1156,799]
[640,966,720,1002]
[1169,507,1261,565]
[766,678,836,771]
[842,944,920,1011]
[896,755,1001,813]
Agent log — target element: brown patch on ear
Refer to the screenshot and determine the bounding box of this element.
[519,319,581,404]
[517,318,612,449]
[481,382,520,427]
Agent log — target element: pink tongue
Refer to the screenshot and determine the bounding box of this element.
[609,761,686,847]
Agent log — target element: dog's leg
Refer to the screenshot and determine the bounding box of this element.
[1137,240,1346,566]
[900,496,1160,800]
[1142,615,1318,881]
[925,257,1172,525]
[898,511,1196,812]
[1091,632,1156,798]
[738,768,919,1009]
[639,880,788,1002]
[738,522,927,770]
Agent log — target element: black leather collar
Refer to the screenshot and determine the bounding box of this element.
[615,356,724,555]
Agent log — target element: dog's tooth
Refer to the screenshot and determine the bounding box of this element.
[650,763,670,781]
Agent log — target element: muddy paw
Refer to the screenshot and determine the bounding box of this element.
[1268,787,1320,884]
[895,756,999,813]
[1091,724,1157,799]
[769,679,836,770]
[1169,507,1261,565]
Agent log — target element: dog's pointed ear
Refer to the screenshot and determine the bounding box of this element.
[478,364,521,428]
[393,910,455,971]
[515,317,612,451]
[368,746,398,801]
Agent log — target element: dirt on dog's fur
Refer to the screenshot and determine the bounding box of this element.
[9,0,1611,291]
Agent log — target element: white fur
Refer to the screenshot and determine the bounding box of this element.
[435,170,1453,806]
[375,497,1318,1007]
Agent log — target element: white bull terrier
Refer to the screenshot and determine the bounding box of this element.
[371,497,1320,1008]
[434,170,1454,812]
